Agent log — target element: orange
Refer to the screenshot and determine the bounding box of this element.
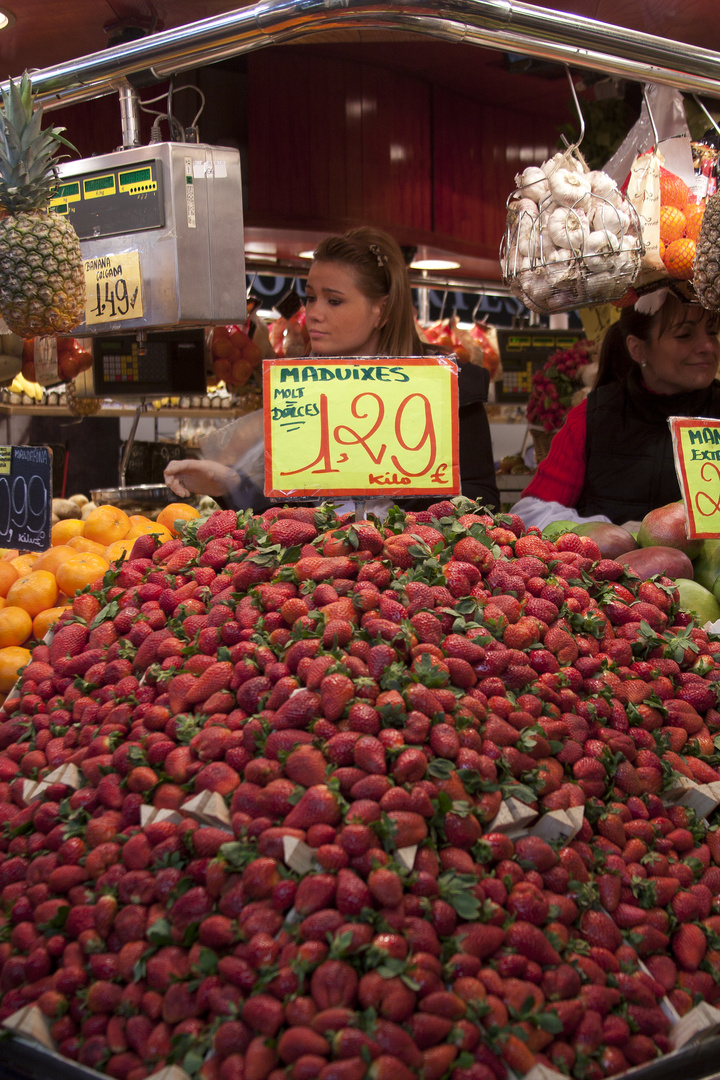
[663,237,696,280]
[33,606,69,640]
[659,166,691,210]
[659,238,665,262]
[6,570,59,618]
[685,204,705,243]
[0,606,33,648]
[105,540,133,564]
[51,519,85,546]
[0,561,18,598]
[33,545,77,576]
[10,553,39,576]
[66,536,108,557]
[127,514,152,528]
[659,205,686,245]
[83,505,130,547]
[157,502,200,536]
[0,646,31,692]
[126,521,172,544]
[55,552,110,597]
[0,599,6,611]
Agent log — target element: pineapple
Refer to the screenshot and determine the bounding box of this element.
[0,73,85,338]
[694,191,720,312]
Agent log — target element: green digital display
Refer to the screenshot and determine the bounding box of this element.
[56,182,80,198]
[119,167,152,186]
[84,175,115,193]
[52,203,68,215]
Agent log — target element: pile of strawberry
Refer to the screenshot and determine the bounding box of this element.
[1,499,720,1080]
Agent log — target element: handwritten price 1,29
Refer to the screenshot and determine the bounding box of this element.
[280,392,437,478]
[0,473,49,540]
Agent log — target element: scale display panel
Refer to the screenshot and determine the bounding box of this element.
[91,329,207,397]
[494,329,585,403]
[51,159,164,239]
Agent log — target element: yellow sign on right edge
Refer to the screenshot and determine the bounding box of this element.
[670,416,720,537]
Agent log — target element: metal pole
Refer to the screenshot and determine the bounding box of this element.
[118,85,141,148]
[14,0,720,113]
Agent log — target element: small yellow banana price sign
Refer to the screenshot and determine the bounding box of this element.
[263,356,459,499]
[83,251,143,325]
[670,416,720,537]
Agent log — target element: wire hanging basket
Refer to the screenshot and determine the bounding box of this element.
[500,69,645,315]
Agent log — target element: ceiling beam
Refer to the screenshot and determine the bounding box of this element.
[12,0,720,112]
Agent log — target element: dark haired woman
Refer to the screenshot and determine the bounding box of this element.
[513,287,720,529]
[166,226,500,514]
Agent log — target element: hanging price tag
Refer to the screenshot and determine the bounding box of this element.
[670,416,720,537]
[263,356,459,499]
[84,251,143,325]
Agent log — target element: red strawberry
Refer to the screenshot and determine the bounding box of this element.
[672,923,707,971]
[320,673,355,722]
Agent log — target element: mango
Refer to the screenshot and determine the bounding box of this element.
[675,578,720,627]
[692,538,720,593]
[637,501,702,559]
[575,521,638,559]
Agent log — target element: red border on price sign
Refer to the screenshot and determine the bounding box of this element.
[263,355,460,499]
[670,415,720,538]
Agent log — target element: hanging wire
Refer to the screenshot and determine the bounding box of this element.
[642,84,660,149]
[558,66,586,154]
[693,94,720,136]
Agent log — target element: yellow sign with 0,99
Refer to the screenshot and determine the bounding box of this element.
[84,251,143,325]
[263,356,460,499]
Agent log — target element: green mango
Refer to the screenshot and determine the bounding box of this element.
[693,538,720,593]
[541,520,580,542]
[676,578,720,627]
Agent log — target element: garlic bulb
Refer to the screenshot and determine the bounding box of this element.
[541,152,585,179]
[585,230,621,256]
[590,200,630,238]
[544,206,588,253]
[547,167,592,209]
[515,167,550,204]
[589,171,618,201]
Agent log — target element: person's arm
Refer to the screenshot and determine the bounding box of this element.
[521,399,588,507]
[164,459,240,499]
[513,399,611,528]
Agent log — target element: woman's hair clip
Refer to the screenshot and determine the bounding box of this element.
[369,243,389,270]
[635,288,668,317]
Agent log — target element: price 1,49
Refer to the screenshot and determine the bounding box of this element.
[89,277,139,321]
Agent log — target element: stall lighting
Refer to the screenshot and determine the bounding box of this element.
[0,8,14,30]
[297,250,315,259]
[410,258,461,270]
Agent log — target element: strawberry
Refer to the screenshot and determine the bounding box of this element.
[672,923,707,971]
[320,673,354,722]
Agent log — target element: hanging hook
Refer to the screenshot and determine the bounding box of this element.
[693,94,720,137]
[642,84,660,150]
[439,289,449,321]
[472,293,484,322]
[560,66,585,154]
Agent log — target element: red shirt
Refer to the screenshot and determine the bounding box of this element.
[522,398,588,506]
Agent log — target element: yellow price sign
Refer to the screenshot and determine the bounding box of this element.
[670,416,720,537]
[578,303,620,343]
[263,356,460,499]
[84,251,143,325]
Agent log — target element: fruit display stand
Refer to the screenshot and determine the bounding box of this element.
[6,504,720,1080]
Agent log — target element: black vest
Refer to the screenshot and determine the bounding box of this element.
[576,372,720,524]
